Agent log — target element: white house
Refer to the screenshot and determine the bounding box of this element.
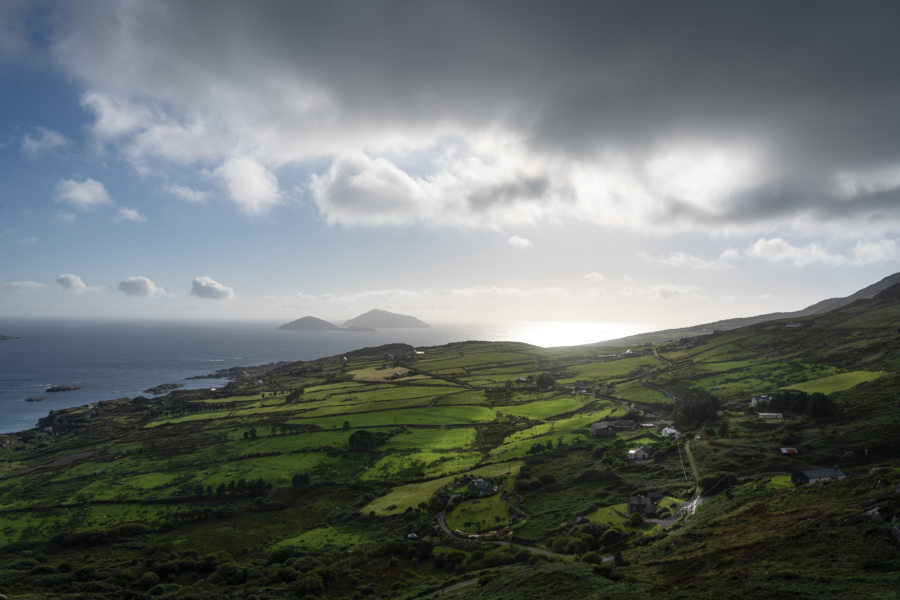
[628,446,651,461]
[661,427,681,438]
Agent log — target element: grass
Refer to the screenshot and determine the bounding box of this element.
[271,525,372,550]
[783,370,889,394]
[444,476,514,533]
[361,460,522,515]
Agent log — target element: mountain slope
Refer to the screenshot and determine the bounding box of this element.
[599,271,900,346]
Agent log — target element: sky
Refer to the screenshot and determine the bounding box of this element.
[1,0,900,332]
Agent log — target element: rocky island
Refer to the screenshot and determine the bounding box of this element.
[0,335,21,341]
[44,385,80,393]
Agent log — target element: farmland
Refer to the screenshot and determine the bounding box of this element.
[0,295,899,598]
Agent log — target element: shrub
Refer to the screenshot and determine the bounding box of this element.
[138,571,161,589]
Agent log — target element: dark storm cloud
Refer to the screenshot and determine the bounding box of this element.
[50,0,900,230]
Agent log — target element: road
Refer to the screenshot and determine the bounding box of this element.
[437,509,611,561]
[421,577,480,598]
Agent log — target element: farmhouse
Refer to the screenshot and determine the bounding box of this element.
[758,412,783,420]
[780,447,799,455]
[611,419,636,430]
[662,427,681,438]
[628,446,651,461]
[791,468,846,485]
[750,394,772,407]
[627,494,658,517]
[468,477,496,496]
[590,421,614,436]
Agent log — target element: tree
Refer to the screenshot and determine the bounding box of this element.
[536,372,555,390]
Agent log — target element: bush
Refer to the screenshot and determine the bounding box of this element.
[138,571,161,589]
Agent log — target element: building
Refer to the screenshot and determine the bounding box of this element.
[662,427,681,438]
[758,412,783,420]
[628,446,651,461]
[590,421,614,436]
[791,468,846,485]
[750,394,772,407]
[468,477,495,496]
[627,495,657,517]
[780,447,799,455]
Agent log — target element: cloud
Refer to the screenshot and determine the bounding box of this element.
[621,284,703,300]
[215,157,281,215]
[0,280,45,293]
[508,236,533,249]
[745,237,900,267]
[56,178,112,209]
[21,127,69,157]
[42,2,900,232]
[113,207,146,222]
[583,272,604,282]
[639,249,737,270]
[190,276,234,300]
[56,273,87,293]
[117,276,167,297]
[164,184,209,203]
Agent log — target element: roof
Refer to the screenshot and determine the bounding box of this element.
[800,468,845,479]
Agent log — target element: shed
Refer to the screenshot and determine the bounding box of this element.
[791,468,846,485]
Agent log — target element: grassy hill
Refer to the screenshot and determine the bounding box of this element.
[0,294,899,598]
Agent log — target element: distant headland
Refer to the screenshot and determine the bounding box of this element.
[0,335,21,341]
[278,309,429,332]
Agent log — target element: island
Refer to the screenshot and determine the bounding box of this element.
[24,396,44,402]
[278,316,342,331]
[277,315,376,332]
[342,308,430,329]
[0,335,21,341]
[44,385,80,393]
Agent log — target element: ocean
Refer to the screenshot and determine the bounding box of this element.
[0,318,651,434]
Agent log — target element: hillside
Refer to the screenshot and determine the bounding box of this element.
[600,270,900,346]
[277,316,341,331]
[0,294,898,598]
[343,308,430,329]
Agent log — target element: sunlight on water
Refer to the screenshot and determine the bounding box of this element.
[503,321,656,348]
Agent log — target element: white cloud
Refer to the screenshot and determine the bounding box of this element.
[190,276,234,300]
[639,249,737,270]
[508,236,533,249]
[0,280,46,293]
[449,285,567,298]
[745,237,900,267]
[117,276,167,297]
[215,157,281,215]
[56,178,111,209]
[113,207,146,222]
[621,284,703,300]
[56,273,87,293]
[164,184,209,203]
[583,272,605,282]
[21,127,69,157]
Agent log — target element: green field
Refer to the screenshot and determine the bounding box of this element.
[783,370,889,394]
